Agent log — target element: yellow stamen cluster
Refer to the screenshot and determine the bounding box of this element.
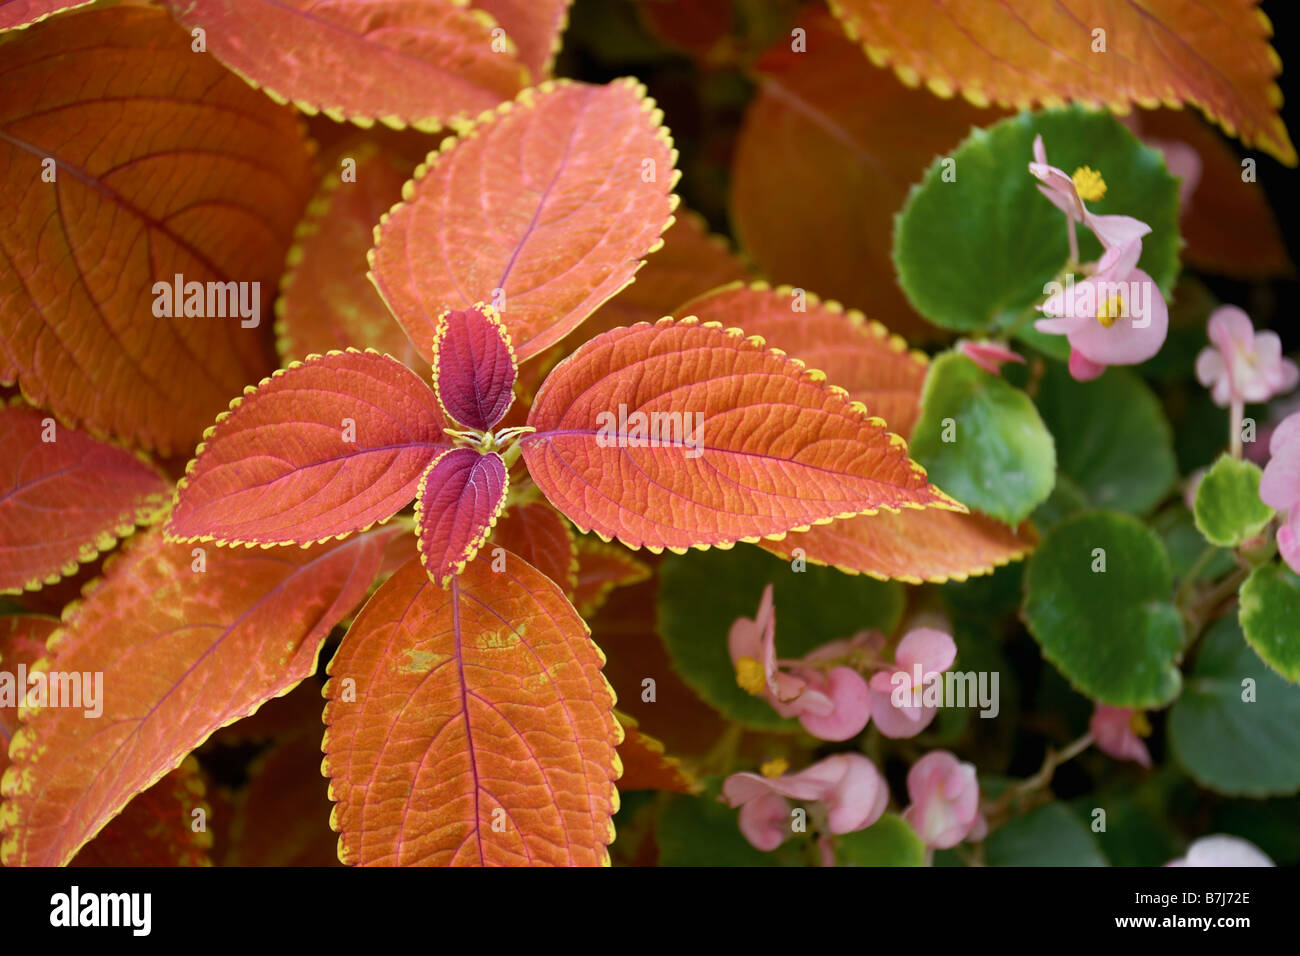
[1129,710,1152,737]
[736,656,766,696]
[760,757,790,778]
[1097,293,1125,328]
[1072,166,1107,202]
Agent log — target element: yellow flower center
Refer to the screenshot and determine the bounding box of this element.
[760,757,789,778]
[1096,293,1125,328]
[1129,710,1152,737]
[1072,166,1107,202]
[736,656,767,696]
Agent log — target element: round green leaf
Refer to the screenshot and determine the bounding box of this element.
[894,106,1180,333]
[908,351,1055,526]
[1193,455,1274,548]
[1036,364,1177,514]
[986,802,1108,866]
[835,814,926,867]
[658,544,903,729]
[1023,511,1183,707]
[1239,563,1300,684]
[1170,615,1300,796]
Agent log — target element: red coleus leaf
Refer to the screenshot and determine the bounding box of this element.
[679,282,929,438]
[827,0,1296,166]
[0,525,396,866]
[167,349,447,546]
[0,614,57,779]
[415,448,508,586]
[614,710,698,794]
[162,0,528,130]
[573,538,650,617]
[0,0,88,31]
[277,143,421,364]
[521,317,960,552]
[369,78,678,364]
[323,551,620,866]
[473,0,571,80]
[760,510,1039,585]
[433,304,517,431]
[0,403,169,594]
[70,759,212,867]
[491,500,578,596]
[0,6,315,455]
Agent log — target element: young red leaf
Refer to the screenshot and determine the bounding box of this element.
[615,709,699,795]
[414,448,508,586]
[0,404,169,593]
[162,0,528,130]
[0,6,315,454]
[277,143,420,364]
[433,304,517,431]
[680,282,929,438]
[573,538,651,617]
[70,759,212,867]
[828,0,1296,166]
[323,551,620,866]
[473,0,571,80]
[760,509,1038,584]
[0,0,88,30]
[492,500,578,596]
[0,614,57,779]
[0,525,397,866]
[521,317,961,552]
[369,78,678,364]
[167,349,447,546]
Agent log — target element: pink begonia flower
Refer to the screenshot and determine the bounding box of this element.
[1166,835,1275,867]
[1089,706,1152,768]
[1260,413,1300,575]
[959,340,1025,376]
[1029,135,1151,255]
[867,627,957,739]
[1035,237,1169,381]
[1195,306,1299,408]
[723,753,890,852]
[728,586,871,741]
[902,750,987,849]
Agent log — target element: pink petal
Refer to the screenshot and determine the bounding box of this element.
[1169,835,1275,868]
[1067,269,1168,366]
[903,751,982,849]
[1269,412,1300,457]
[960,340,1025,376]
[737,792,793,852]
[1085,212,1151,249]
[895,627,957,674]
[1089,706,1151,768]
[870,688,936,738]
[1279,512,1300,577]
[821,754,890,834]
[1068,349,1107,381]
[1260,442,1300,511]
[798,667,871,741]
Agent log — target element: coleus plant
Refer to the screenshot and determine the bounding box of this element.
[1,0,1297,870]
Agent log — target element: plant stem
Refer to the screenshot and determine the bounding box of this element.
[1174,546,1218,611]
[1230,398,1244,459]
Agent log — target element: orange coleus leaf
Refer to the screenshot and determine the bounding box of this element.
[679,282,929,438]
[828,0,1296,165]
[0,403,169,594]
[473,0,571,80]
[760,509,1039,584]
[573,537,650,618]
[0,614,57,779]
[70,759,212,867]
[414,448,509,586]
[1132,109,1292,278]
[369,78,679,364]
[0,525,396,866]
[614,709,699,794]
[0,0,88,31]
[162,0,528,130]
[276,143,421,364]
[323,551,620,866]
[166,349,447,546]
[0,6,315,455]
[521,317,960,552]
[492,500,579,595]
[574,210,749,348]
[731,12,1002,341]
